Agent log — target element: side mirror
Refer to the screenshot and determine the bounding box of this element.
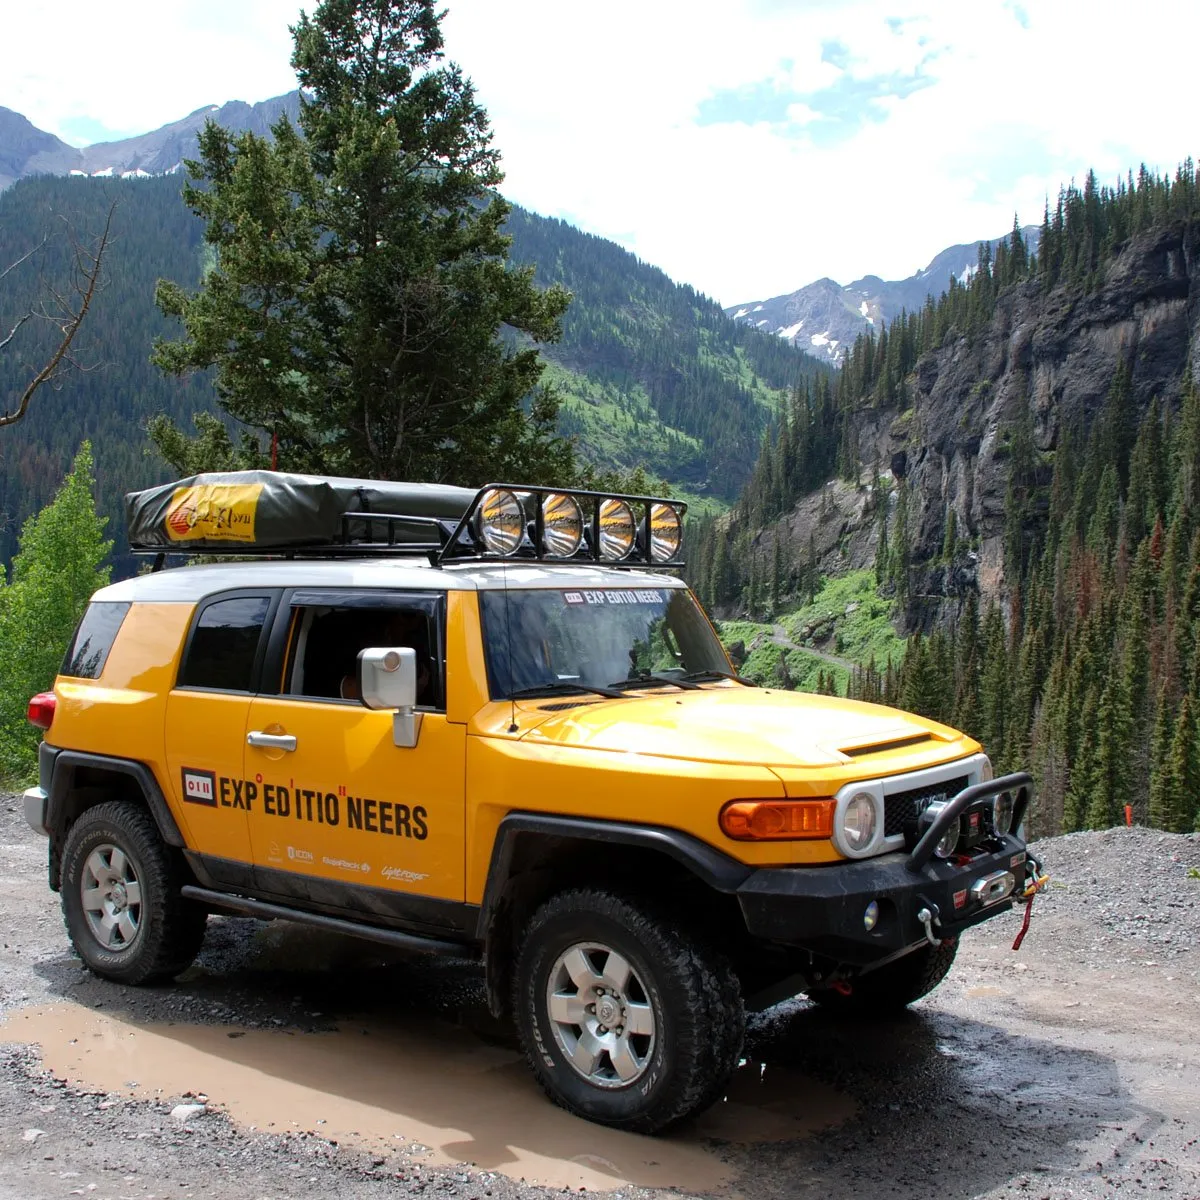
[357,646,422,748]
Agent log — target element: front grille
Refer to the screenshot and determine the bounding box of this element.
[884,775,969,838]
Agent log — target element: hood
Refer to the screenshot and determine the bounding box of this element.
[521,686,964,769]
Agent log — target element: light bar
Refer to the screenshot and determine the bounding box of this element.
[444,484,687,567]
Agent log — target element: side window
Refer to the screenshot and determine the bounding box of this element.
[177,596,272,692]
[285,602,443,710]
[61,601,131,680]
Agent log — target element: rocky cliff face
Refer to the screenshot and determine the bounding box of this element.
[779,219,1200,629]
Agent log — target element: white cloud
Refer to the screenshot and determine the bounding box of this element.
[3,0,302,140]
[3,0,1197,304]
[441,0,1200,301]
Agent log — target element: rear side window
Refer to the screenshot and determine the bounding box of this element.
[178,596,272,692]
[61,602,131,679]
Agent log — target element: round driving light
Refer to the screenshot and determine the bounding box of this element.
[541,492,583,557]
[475,488,524,555]
[863,900,880,932]
[842,791,877,852]
[920,799,960,858]
[993,791,1014,835]
[649,503,682,562]
[935,825,960,858]
[598,498,635,561]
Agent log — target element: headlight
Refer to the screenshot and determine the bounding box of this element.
[649,503,682,562]
[541,492,583,557]
[598,498,635,561]
[841,791,877,852]
[980,756,994,783]
[993,791,1014,835]
[920,799,960,858]
[475,488,525,555]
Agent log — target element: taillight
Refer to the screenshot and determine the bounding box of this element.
[720,798,836,841]
[27,692,56,731]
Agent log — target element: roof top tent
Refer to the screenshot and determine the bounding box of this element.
[125,471,478,557]
[124,471,686,568]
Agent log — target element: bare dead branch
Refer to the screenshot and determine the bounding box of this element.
[0,236,48,285]
[0,313,32,356]
[0,201,117,429]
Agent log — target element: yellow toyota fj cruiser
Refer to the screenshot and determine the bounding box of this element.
[23,472,1041,1132]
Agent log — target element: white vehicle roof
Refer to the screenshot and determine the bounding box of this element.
[94,558,689,604]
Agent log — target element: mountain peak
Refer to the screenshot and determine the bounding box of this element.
[0,93,302,189]
[727,227,1041,365]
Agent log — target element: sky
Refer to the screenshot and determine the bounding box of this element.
[3,0,1197,305]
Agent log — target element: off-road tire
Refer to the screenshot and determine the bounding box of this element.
[809,938,959,1015]
[61,800,207,985]
[514,888,743,1133]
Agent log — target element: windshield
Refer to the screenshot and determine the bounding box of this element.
[479,585,731,699]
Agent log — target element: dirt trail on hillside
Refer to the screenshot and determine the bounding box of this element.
[769,624,857,672]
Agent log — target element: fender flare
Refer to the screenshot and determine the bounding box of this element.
[476,813,752,1017]
[46,750,186,849]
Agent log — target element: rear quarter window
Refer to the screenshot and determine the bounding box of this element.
[177,595,273,692]
[61,602,132,680]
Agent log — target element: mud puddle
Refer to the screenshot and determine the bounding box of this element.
[1,1002,854,1191]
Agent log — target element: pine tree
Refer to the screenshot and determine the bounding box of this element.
[150,0,574,486]
[1158,696,1200,832]
[1063,685,1099,831]
[1085,670,1132,829]
[1148,685,1176,829]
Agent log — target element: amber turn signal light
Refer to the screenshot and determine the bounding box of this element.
[719,798,836,841]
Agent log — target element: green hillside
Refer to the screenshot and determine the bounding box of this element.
[0,175,824,574]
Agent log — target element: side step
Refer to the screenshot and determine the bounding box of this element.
[181,885,477,959]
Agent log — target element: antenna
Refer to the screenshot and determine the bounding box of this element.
[503,562,518,734]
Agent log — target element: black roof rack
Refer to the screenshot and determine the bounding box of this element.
[126,473,686,569]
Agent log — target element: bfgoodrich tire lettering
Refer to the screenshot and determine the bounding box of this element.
[514,888,743,1133]
[61,800,207,985]
[810,937,959,1014]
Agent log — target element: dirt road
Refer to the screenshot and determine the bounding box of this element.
[2,796,1198,1200]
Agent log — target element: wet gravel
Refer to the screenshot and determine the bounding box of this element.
[2,792,1199,1200]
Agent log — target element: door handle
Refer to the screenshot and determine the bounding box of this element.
[246,731,297,751]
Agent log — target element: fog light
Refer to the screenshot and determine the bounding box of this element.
[863,901,880,932]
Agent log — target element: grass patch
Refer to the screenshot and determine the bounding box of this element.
[712,620,849,694]
[781,569,907,669]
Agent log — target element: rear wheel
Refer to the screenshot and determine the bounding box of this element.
[61,800,207,985]
[809,938,959,1015]
[513,888,743,1133]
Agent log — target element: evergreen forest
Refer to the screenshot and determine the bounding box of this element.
[691,160,1200,836]
[0,175,822,575]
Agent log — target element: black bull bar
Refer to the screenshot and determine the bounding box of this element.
[906,771,1034,871]
[736,772,1037,964]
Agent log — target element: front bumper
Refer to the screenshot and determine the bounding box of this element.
[737,772,1036,966]
[738,837,1029,964]
[23,786,50,837]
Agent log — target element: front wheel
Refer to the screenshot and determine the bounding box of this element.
[513,889,743,1133]
[61,800,208,985]
[809,938,959,1015]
